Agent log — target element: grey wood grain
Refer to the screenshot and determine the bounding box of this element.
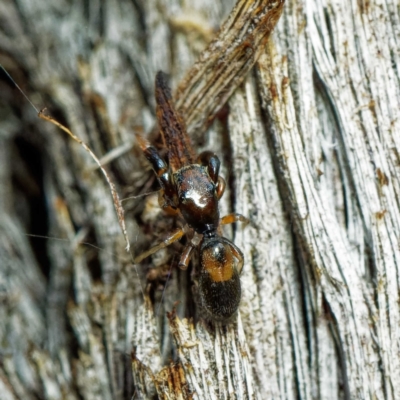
[0,0,399,399]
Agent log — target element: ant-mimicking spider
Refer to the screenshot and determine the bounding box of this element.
[135,71,248,323]
[1,61,247,323]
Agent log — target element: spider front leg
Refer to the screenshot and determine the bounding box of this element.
[137,136,178,213]
[134,227,185,264]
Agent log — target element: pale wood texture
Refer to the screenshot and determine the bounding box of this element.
[0,0,399,399]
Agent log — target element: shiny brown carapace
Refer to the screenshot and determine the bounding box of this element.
[135,71,247,323]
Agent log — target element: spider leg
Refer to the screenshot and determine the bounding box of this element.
[178,232,202,270]
[134,228,185,264]
[137,135,178,210]
[220,213,249,226]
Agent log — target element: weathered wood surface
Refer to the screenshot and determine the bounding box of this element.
[0,0,399,399]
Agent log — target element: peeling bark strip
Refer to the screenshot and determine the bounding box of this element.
[175,0,285,136]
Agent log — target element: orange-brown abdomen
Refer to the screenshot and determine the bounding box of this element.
[197,238,241,322]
